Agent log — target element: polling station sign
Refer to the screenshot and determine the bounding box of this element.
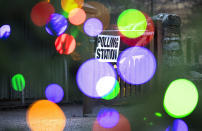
[95,35,120,62]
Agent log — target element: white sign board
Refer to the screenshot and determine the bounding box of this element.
[95,35,120,62]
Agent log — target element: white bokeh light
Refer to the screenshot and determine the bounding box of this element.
[96,76,116,97]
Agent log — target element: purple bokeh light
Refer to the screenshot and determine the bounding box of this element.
[45,13,68,36]
[165,119,188,131]
[97,108,119,128]
[45,83,64,103]
[165,126,171,131]
[117,46,156,85]
[173,119,188,131]
[76,58,116,98]
[0,25,11,39]
[83,18,103,37]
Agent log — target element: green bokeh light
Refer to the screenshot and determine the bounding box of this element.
[155,112,162,117]
[62,11,69,18]
[117,9,147,38]
[143,117,147,121]
[163,79,199,118]
[102,80,120,100]
[149,122,153,126]
[11,74,25,91]
[70,26,79,38]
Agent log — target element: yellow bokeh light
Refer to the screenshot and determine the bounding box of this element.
[61,0,84,13]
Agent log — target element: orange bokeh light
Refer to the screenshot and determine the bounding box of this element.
[43,0,50,2]
[69,8,86,25]
[26,100,66,131]
[55,34,76,55]
[93,113,131,131]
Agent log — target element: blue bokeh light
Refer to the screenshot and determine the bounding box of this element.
[0,25,11,39]
[165,126,171,131]
[166,119,188,131]
[173,119,188,131]
[45,83,64,103]
[45,13,68,36]
[97,108,120,128]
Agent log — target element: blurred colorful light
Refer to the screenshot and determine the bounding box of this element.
[96,76,117,97]
[166,119,188,131]
[120,12,154,47]
[45,84,64,103]
[117,9,147,38]
[26,100,66,131]
[173,119,188,131]
[76,59,116,98]
[31,1,55,26]
[61,0,84,13]
[102,80,120,100]
[69,8,86,25]
[70,26,79,38]
[83,1,110,30]
[83,18,103,37]
[45,13,68,36]
[62,11,69,18]
[155,112,162,117]
[117,46,156,85]
[97,108,119,128]
[11,74,25,92]
[93,113,131,131]
[55,33,76,55]
[163,79,199,118]
[165,126,171,131]
[0,25,11,39]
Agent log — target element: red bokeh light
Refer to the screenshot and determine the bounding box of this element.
[55,34,76,55]
[31,1,55,26]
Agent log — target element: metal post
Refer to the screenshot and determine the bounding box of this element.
[83,37,95,116]
[64,56,68,103]
[151,0,154,16]
[21,78,24,105]
[22,88,24,105]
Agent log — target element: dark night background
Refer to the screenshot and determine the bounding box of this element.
[0,0,202,131]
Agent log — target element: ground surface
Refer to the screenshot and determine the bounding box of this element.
[0,105,95,131]
[0,98,201,131]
